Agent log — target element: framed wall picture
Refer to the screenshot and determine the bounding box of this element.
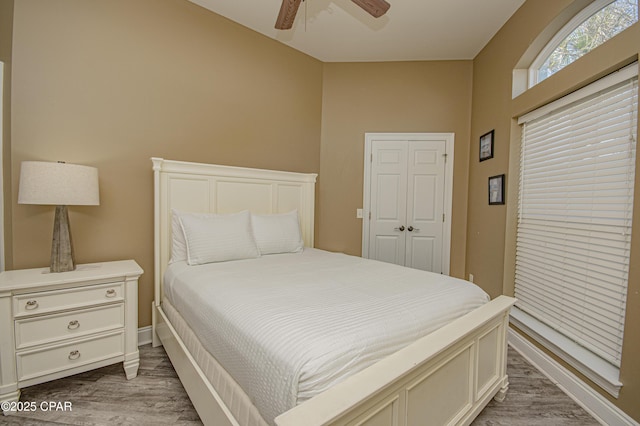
[489,174,505,205]
[479,130,494,162]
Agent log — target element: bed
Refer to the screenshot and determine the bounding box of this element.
[150,157,515,426]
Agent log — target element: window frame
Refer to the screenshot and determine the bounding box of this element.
[528,0,629,88]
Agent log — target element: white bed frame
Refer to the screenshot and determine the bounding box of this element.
[151,157,516,426]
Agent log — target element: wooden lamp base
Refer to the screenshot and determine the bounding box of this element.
[51,205,75,272]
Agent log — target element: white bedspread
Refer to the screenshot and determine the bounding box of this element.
[164,249,489,425]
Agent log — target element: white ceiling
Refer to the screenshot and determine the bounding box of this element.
[188,0,526,62]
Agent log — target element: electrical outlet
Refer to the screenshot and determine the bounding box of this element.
[356,208,363,219]
[468,274,474,283]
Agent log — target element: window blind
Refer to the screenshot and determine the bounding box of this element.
[515,68,637,368]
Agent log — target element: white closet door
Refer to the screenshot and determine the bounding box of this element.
[405,140,446,271]
[369,141,408,266]
[368,139,446,273]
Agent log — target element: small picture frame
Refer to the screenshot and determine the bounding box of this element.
[488,174,505,205]
[479,130,494,162]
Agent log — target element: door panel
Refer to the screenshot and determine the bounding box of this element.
[407,236,435,272]
[411,175,437,221]
[374,236,403,265]
[377,175,403,220]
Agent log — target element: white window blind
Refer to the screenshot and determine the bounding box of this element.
[515,66,637,370]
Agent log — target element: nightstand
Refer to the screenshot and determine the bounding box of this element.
[0,260,143,412]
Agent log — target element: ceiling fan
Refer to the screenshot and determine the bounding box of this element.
[275,0,391,30]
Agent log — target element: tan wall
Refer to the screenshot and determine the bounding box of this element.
[469,0,640,420]
[10,0,322,327]
[318,61,473,278]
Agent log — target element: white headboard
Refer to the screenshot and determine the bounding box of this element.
[152,157,317,306]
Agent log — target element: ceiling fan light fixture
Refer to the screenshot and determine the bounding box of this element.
[275,0,390,30]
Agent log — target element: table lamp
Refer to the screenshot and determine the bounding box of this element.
[18,161,100,272]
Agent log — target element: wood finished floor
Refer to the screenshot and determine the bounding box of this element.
[3,345,599,426]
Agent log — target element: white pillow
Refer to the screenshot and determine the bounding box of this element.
[179,210,260,265]
[169,209,188,263]
[251,210,304,255]
[170,209,220,263]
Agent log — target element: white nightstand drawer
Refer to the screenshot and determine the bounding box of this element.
[15,303,125,349]
[13,281,124,317]
[16,331,125,382]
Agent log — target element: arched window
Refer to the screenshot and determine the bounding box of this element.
[529,0,637,87]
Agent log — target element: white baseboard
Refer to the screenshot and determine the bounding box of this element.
[508,328,639,426]
[138,326,153,346]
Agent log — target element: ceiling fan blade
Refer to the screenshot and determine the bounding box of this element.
[351,0,390,18]
[275,0,302,30]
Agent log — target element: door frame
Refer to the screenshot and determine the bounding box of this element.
[362,133,454,275]
[0,62,4,272]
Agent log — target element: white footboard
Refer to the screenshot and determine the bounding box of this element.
[275,295,516,426]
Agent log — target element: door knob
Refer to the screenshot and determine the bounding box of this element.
[394,226,405,231]
[407,226,420,232]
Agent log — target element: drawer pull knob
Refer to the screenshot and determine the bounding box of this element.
[105,289,117,298]
[67,320,80,330]
[25,300,39,310]
[68,350,81,360]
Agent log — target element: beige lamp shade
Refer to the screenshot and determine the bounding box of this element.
[18,161,100,206]
[18,161,100,272]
